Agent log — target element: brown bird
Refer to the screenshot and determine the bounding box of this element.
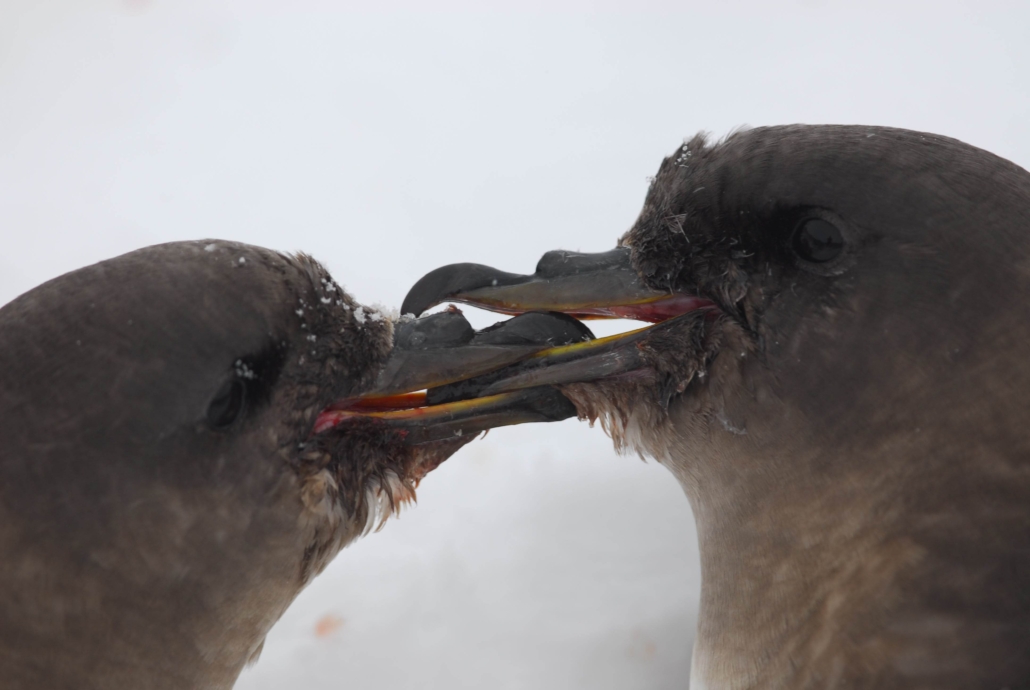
[0,240,580,690]
[401,126,1030,689]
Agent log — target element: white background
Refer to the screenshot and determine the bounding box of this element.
[2,2,1028,688]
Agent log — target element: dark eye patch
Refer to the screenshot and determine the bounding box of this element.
[207,379,246,429]
[792,218,845,263]
[206,340,288,431]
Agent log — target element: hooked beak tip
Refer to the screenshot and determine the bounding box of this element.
[400,248,703,323]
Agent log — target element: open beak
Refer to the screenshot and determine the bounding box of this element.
[314,308,591,444]
[368,307,592,396]
[396,247,720,407]
[323,247,716,443]
[400,247,712,322]
[423,309,714,406]
[315,387,577,445]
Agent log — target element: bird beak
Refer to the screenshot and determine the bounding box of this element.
[315,387,577,445]
[384,247,719,409]
[366,308,593,397]
[314,308,590,444]
[323,248,715,444]
[400,246,712,322]
[421,309,714,406]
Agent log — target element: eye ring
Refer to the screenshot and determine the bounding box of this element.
[207,379,246,430]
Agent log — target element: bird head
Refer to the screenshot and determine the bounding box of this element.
[358,125,1030,686]
[0,239,579,687]
[399,124,1030,530]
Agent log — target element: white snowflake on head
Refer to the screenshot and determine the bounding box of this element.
[675,145,692,166]
[234,360,256,380]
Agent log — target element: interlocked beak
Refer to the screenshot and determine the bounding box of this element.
[322,246,715,444]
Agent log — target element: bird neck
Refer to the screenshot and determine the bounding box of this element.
[673,438,1030,690]
[0,479,310,690]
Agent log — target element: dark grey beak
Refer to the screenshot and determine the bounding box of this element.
[424,309,714,406]
[368,308,593,396]
[325,247,717,444]
[316,387,578,445]
[401,247,710,323]
[315,308,592,444]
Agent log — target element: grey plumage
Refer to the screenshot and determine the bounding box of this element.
[0,241,464,689]
[402,125,1030,689]
[573,126,1030,689]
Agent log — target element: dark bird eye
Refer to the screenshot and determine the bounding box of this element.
[791,218,844,263]
[207,379,246,429]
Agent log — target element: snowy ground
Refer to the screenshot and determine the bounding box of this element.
[2,1,1029,688]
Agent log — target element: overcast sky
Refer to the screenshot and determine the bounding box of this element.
[2,1,1028,687]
